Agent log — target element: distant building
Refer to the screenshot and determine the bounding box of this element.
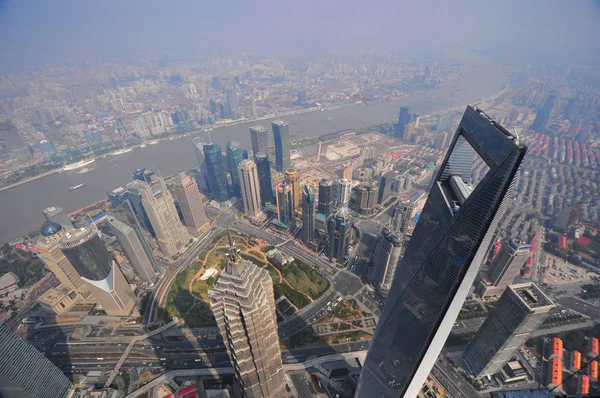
[203,143,231,203]
[478,238,531,299]
[370,227,403,297]
[301,185,315,246]
[435,131,449,150]
[125,181,155,236]
[173,172,208,236]
[42,206,73,229]
[0,121,27,152]
[107,186,128,209]
[132,168,154,183]
[318,178,335,216]
[255,152,274,205]
[378,171,395,204]
[0,323,72,398]
[226,88,240,119]
[530,94,556,133]
[435,112,455,132]
[238,160,263,220]
[250,125,268,158]
[464,283,555,377]
[37,140,57,160]
[36,221,92,299]
[284,167,300,211]
[226,140,244,197]
[272,120,291,172]
[391,200,413,235]
[276,181,295,228]
[107,216,157,283]
[209,232,286,398]
[395,107,410,138]
[354,183,378,215]
[342,163,354,180]
[60,227,135,316]
[336,178,352,210]
[297,90,307,104]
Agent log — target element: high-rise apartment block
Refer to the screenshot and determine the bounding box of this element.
[357,106,527,398]
[464,283,555,377]
[107,217,157,283]
[42,206,73,228]
[37,221,92,299]
[250,125,268,157]
[354,183,378,215]
[255,152,274,205]
[478,238,531,299]
[370,227,403,297]
[209,232,286,398]
[60,227,135,316]
[173,172,208,236]
[0,323,72,398]
[238,160,263,220]
[139,178,190,258]
[284,167,300,211]
[318,178,334,215]
[272,120,290,172]
[301,185,315,246]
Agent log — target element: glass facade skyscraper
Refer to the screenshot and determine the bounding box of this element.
[255,152,274,205]
[250,125,268,157]
[272,120,290,172]
[226,140,243,197]
[301,185,315,245]
[203,143,230,203]
[356,106,527,398]
[317,178,334,215]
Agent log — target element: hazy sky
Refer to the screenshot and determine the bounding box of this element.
[0,0,598,66]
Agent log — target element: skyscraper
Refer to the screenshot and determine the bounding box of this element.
[250,125,268,157]
[60,227,135,316]
[435,112,455,132]
[276,181,295,228]
[226,140,244,197]
[301,185,315,246]
[107,187,129,209]
[42,206,73,228]
[226,88,240,119]
[356,106,527,398]
[395,106,410,138]
[479,238,531,298]
[125,181,155,236]
[203,143,231,203]
[209,231,286,398]
[530,94,556,132]
[36,221,92,299]
[378,171,395,205]
[107,217,157,283]
[354,183,378,215]
[174,172,208,236]
[370,227,403,297]
[238,160,263,220]
[318,178,334,215]
[139,177,190,258]
[297,90,307,104]
[391,200,413,235]
[0,323,72,398]
[336,178,352,209]
[272,120,290,172]
[255,152,274,205]
[464,283,555,377]
[328,208,353,263]
[284,167,300,211]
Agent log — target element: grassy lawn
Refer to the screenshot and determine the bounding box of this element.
[281,327,371,349]
[281,262,329,299]
[332,299,362,320]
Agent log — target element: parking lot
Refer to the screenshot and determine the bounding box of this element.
[543,252,598,285]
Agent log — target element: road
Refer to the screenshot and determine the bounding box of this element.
[289,372,314,398]
[431,357,480,398]
[558,296,600,319]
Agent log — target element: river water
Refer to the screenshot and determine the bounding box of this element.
[0,54,505,244]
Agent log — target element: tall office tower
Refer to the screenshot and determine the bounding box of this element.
[480,238,531,298]
[391,200,413,235]
[133,168,155,183]
[250,125,268,157]
[464,283,555,377]
[530,94,556,132]
[125,181,155,235]
[301,185,315,245]
[60,227,135,316]
[226,88,240,119]
[107,186,129,209]
[0,323,72,398]
[337,178,352,209]
[37,221,92,299]
[255,152,274,205]
[107,217,157,283]
[284,167,300,211]
[328,208,353,263]
[272,120,291,172]
[226,140,244,197]
[42,206,73,228]
[173,172,208,236]
[356,106,527,398]
[378,171,395,205]
[238,160,263,220]
[370,227,403,297]
[318,178,334,215]
[395,107,410,138]
[355,183,379,215]
[139,178,190,258]
[276,182,295,228]
[192,137,210,192]
[203,143,231,203]
[209,232,286,398]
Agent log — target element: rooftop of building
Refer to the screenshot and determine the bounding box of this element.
[41,220,63,236]
[510,283,554,309]
[61,227,96,247]
[37,286,75,306]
